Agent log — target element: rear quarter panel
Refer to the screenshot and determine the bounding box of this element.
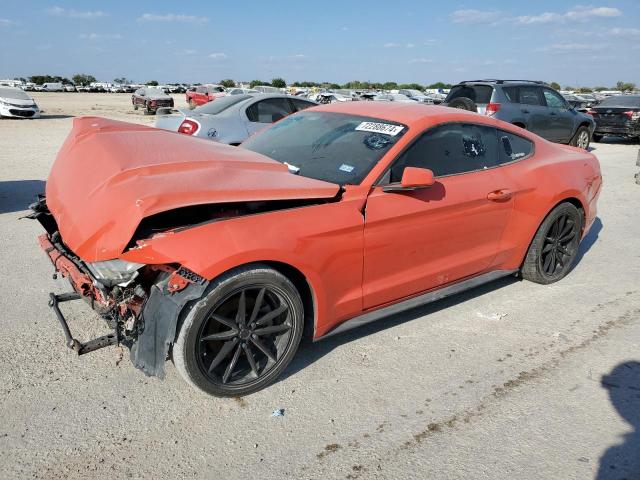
[491,138,601,269]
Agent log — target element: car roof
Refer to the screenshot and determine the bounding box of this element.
[310,102,488,128]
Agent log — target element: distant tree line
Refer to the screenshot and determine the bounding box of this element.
[13,74,638,92]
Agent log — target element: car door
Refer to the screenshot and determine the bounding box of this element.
[542,88,574,143]
[244,98,295,137]
[516,86,549,138]
[362,123,514,309]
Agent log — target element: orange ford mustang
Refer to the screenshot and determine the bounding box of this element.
[30,102,602,396]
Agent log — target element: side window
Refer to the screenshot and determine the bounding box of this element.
[388,124,499,183]
[502,86,518,103]
[498,130,534,164]
[542,88,566,108]
[196,86,207,94]
[289,98,315,112]
[246,98,294,123]
[518,87,542,106]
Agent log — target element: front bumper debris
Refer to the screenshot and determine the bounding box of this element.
[48,291,119,355]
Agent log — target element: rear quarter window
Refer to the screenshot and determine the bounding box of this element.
[446,85,494,104]
[498,130,534,164]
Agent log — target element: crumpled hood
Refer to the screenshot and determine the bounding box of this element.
[46,117,340,262]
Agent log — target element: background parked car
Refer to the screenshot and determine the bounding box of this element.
[227,88,259,95]
[588,95,640,142]
[41,82,64,92]
[561,93,591,111]
[131,87,174,115]
[399,89,434,103]
[375,93,415,103]
[63,84,77,92]
[185,84,227,109]
[155,93,316,144]
[444,80,595,149]
[0,87,40,118]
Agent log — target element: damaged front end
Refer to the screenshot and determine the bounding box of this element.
[29,195,208,378]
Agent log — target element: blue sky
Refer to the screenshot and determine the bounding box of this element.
[1,1,639,86]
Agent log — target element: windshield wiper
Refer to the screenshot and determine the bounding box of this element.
[284,162,300,174]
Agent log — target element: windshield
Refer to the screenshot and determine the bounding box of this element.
[241,111,407,185]
[0,88,31,100]
[406,90,423,96]
[598,95,640,108]
[195,94,251,114]
[446,85,493,104]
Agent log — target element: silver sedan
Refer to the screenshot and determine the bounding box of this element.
[155,93,317,145]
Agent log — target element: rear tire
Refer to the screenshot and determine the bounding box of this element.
[592,133,604,143]
[173,265,304,397]
[189,99,196,110]
[521,203,583,284]
[570,126,591,149]
[133,104,138,111]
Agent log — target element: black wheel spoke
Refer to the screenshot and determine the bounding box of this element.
[201,330,237,342]
[255,304,288,327]
[208,339,237,373]
[222,344,243,384]
[557,216,566,238]
[243,343,259,377]
[248,287,266,325]
[557,245,569,256]
[560,231,576,243]
[236,290,247,327]
[542,243,554,254]
[250,336,276,362]
[543,251,553,273]
[254,324,291,336]
[556,251,565,267]
[559,219,573,238]
[211,314,237,330]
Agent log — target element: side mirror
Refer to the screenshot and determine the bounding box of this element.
[383,167,435,192]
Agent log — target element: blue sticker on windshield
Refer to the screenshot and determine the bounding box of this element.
[339,164,355,173]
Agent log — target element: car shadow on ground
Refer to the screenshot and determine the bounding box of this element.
[597,361,640,479]
[39,114,74,119]
[0,180,45,214]
[281,217,603,383]
[280,275,519,383]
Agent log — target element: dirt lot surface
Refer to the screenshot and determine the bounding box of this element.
[1,93,639,479]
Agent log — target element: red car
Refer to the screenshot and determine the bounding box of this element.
[30,103,601,396]
[131,87,174,115]
[185,84,227,109]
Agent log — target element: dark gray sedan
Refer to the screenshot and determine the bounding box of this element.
[155,93,316,145]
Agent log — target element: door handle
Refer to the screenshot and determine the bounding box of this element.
[487,189,513,201]
[550,112,557,116]
[521,109,530,114]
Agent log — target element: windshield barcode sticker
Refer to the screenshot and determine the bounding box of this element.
[355,122,404,136]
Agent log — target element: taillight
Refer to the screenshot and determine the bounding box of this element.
[623,110,640,120]
[485,102,501,116]
[586,109,598,116]
[178,119,199,135]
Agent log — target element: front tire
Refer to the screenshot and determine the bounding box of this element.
[521,203,583,284]
[173,265,304,397]
[592,133,604,143]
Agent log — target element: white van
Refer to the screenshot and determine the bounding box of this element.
[41,82,64,92]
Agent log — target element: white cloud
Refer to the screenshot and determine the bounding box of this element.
[454,5,622,26]
[384,42,415,48]
[609,27,640,37]
[408,58,432,64]
[47,6,107,19]
[565,6,621,20]
[0,18,13,27]
[208,52,227,60]
[541,42,608,52]
[180,49,198,55]
[79,33,123,40]
[451,9,502,25]
[138,13,208,24]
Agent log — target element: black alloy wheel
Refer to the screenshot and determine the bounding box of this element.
[521,202,583,284]
[173,266,304,397]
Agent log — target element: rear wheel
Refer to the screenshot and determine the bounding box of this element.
[133,103,138,111]
[521,203,583,284]
[173,265,304,397]
[592,133,604,143]
[189,99,196,110]
[570,126,591,149]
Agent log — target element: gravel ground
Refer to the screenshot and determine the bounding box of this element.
[1,93,639,480]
